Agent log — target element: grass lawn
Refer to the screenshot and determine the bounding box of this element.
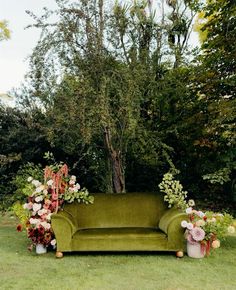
[0,214,236,290]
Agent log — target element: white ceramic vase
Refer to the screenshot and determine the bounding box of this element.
[36,244,47,254]
[187,241,205,258]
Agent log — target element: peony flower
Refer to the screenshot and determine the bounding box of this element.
[227,226,235,234]
[190,227,205,242]
[187,223,194,230]
[212,240,220,249]
[186,207,193,214]
[188,199,195,207]
[187,232,198,244]
[181,220,188,228]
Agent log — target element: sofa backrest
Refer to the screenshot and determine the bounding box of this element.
[63,192,166,229]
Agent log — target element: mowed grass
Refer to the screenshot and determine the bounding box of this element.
[0,214,236,290]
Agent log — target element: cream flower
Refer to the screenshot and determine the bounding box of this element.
[227,226,235,234]
[40,221,51,230]
[27,176,33,182]
[70,175,76,181]
[212,240,220,249]
[188,199,195,207]
[195,220,205,227]
[47,179,54,186]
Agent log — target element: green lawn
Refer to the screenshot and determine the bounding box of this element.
[0,214,236,290]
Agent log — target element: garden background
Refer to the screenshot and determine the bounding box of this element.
[0,0,235,215]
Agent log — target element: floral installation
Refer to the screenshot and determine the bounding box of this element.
[181,200,235,256]
[16,163,93,251]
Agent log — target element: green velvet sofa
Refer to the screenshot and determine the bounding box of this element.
[51,192,187,256]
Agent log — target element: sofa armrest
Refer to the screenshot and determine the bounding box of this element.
[159,207,188,250]
[51,211,78,252]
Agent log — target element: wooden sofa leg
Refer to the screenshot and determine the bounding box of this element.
[176,251,184,258]
[56,251,63,258]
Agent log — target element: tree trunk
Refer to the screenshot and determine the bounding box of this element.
[104,127,125,193]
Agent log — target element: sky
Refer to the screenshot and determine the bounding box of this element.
[0,0,57,94]
[0,0,199,95]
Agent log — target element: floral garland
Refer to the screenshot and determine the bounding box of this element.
[17,164,93,251]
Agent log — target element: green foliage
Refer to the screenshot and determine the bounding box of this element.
[12,162,43,197]
[11,202,29,229]
[62,188,94,205]
[203,168,231,185]
[158,172,188,209]
[204,211,234,241]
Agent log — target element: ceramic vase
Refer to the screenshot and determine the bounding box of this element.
[36,244,47,254]
[187,241,205,258]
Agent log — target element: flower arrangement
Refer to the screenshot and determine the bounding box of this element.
[15,163,93,251]
[181,203,235,255]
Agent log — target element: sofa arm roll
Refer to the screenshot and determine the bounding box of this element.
[51,211,78,252]
[159,207,187,250]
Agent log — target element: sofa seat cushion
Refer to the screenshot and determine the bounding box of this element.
[71,228,168,251]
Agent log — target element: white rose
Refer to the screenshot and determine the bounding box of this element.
[181,220,188,228]
[47,179,54,186]
[29,218,40,225]
[186,207,193,214]
[41,222,51,230]
[33,203,42,212]
[32,180,41,187]
[35,196,43,202]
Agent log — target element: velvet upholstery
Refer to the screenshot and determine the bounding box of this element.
[51,192,187,253]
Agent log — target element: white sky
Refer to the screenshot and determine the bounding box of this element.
[0,0,57,94]
[0,0,199,95]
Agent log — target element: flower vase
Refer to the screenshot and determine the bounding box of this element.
[187,241,205,258]
[36,244,47,254]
